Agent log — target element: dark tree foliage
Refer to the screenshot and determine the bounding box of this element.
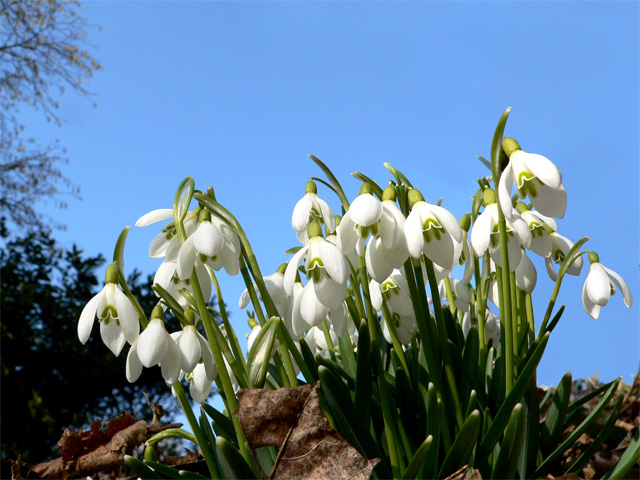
[0,0,101,231]
[0,229,181,462]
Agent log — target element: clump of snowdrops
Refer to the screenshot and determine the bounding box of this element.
[78,108,638,479]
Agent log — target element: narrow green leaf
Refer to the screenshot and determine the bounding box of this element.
[545,304,565,335]
[299,337,319,381]
[201,404,237,448]
[490,107,512,181]
[277,321,315,383]
[478,333,549,459]
[540,371,572,455]
[318,365,380,460]
[144,460,189,479]
[124,455,163,479]
[477,155,492,171]
[402,435,433,480]
[354,320,372,427]
[337,333,357,378]
[112,225,131,267]
[491,403,525,479]
[383,162,414,188]
[438,410,482,478]
[215,437,256,480]
[316,355,356,389]
[308,154,350,211]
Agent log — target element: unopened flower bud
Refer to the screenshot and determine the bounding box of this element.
[502,137,521,157]
[382,185,397,202]
[407,188,425,207]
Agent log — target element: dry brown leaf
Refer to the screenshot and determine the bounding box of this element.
[236,381,380,480]
[443,465,483,480]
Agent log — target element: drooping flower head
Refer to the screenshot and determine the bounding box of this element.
[582,252,633,320]
[405,188,463,270]
[291,180,336,244]
[78,263,140,356]
[498,138,567,220]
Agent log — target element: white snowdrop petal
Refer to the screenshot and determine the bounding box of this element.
[300,283,329,327]
[603,265,633,308]
[136,209,174,227]
[498,163,515,219]
[317,239,348,284]
[100,320,126,357]
[114,288,140,343]
[515,151,562,189]
[314,277,348,310]
[531,183,567,219]
[430,204,463,243]
[365,237,395,284]
[292,194,313,232]
[193,221,224,258]
[161,339,181,385]
[404,209,426,258]
[178,326,202,373]
[137,319,169,368]
[78,292,102,344]
[586,264,611,306]
[176,236,197,280]
[350,194,383,227]
[126,341,143,383]
[582,280,601,320]
[284,246,308,295]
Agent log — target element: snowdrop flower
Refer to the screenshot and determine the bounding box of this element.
[136,208,199,259]
[338,185,403,254]
[438,276,471,312]
[188,362,215,404]
[292,180,336,244]
[498,138,567,219]
[405,189,463,270]
[582,253,632,320]
[517,203,557,258]
[284,221,349,311]
[78,263,139,356]
[239,265,288,316]
[305,325,337,359]
[515,250,537,293]
[154,257,212,310]
[126,307,180,384]
[171,314,216,377]
[370,269,417,345]
[471,193,532,271]
[545,232,583,281]
[177,209,225,280]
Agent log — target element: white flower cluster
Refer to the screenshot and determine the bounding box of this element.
[78,142,632,404]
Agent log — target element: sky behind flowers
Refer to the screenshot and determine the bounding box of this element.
[27,1,639,386]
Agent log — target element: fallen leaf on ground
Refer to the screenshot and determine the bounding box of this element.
[236,381,380,480]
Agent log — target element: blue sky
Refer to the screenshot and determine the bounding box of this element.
[26,1,638,388]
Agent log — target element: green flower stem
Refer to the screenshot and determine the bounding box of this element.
[525,293,535,346]
[510,272,519,361]
[189,272,250,463]
[173,382,220,479]
[423,258,464,430]
[443,276,457,317]
[474,254,487,356]
[496,265,515,391]
[277,336,299,388]
[358,255,402,478]
[209,269,248,374]
[321,319,337,360]
[380,302,410,377]
[239,258,267,327]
